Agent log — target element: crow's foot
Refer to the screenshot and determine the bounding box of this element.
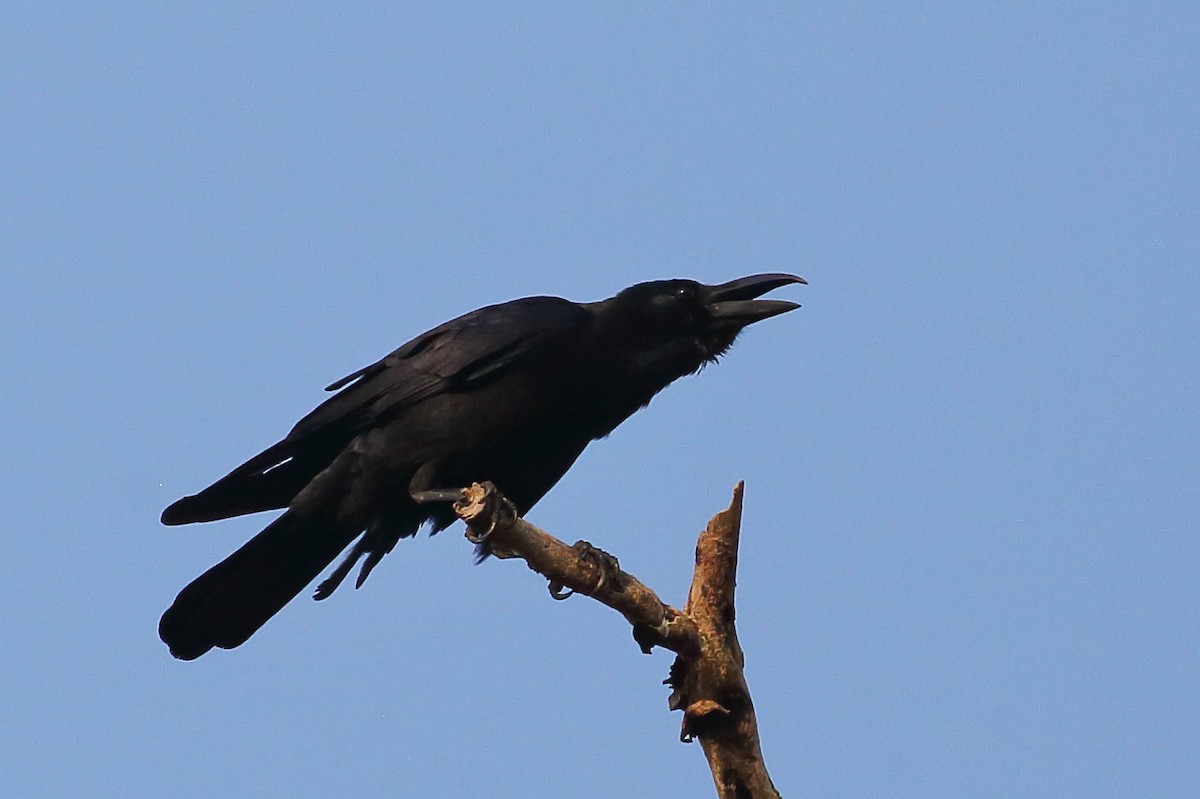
[548,540,621,600]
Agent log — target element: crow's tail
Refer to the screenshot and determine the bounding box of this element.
[159,511,358,660]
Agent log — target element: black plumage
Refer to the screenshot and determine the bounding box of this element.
[159,274,804,659]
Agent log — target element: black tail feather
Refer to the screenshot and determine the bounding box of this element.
[159,511,359,660]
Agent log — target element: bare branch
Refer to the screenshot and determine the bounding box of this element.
[670,482,780,798]
[450,481,779,799]
[453,483,700,656]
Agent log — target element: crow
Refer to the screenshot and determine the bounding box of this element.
[159,273,804,659]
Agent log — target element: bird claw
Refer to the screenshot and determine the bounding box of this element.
[546,540,620,600]
[464,492,517,545]
[548,581,575,600]
[574,540,621,592]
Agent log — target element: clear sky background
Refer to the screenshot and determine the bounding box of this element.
[3,4,1198,797]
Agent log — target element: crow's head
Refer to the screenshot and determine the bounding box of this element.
[604,273,806,364]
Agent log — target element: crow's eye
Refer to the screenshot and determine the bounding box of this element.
[674,284,698,300]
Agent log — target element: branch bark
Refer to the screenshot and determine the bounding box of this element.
[451,481,779,799]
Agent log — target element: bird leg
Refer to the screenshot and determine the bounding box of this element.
[416,479,521,561]
[410,487,468,505]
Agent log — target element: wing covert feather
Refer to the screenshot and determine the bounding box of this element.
[289,296,587,441]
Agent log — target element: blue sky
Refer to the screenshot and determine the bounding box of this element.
[3,4,1198,797]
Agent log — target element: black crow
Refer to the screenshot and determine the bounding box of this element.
[159,274,804,659]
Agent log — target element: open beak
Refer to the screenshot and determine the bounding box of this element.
[706,273,807,325]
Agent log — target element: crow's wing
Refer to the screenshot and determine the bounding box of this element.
[292,296,586,440]
[161,296,588,524]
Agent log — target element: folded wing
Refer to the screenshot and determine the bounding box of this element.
[160,297,588,525]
